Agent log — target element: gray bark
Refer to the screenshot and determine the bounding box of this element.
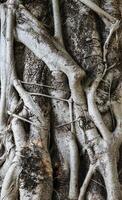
[0,0,122,200]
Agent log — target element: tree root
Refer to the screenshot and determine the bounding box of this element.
[78,164,96,200]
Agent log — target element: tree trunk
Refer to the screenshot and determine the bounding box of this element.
[0,0,122,199]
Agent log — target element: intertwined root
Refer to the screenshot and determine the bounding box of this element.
[0,0,121,199]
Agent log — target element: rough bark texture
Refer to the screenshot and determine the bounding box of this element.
[0,0,122,200]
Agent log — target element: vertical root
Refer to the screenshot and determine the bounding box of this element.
[0,156,20,200]
[99,147,121,200]
[68,99,79,199]
[69,138,79,200]
[52,1,80,199]
[78,164,96,200]
[0,5,7,131]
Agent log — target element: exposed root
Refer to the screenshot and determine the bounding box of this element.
[112,82,122,137]
[51,1,80,199]
[87,87,111,141]
[52,0,64,45]
[103,20,120,63]
[29,92,69,102]
[68,99,79,199]
[7,110,35,126]
[0,156,20,200]
[0,1,121,200]
[78,164,96,200]
[79,0,116,24]
[0,5,7,132]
